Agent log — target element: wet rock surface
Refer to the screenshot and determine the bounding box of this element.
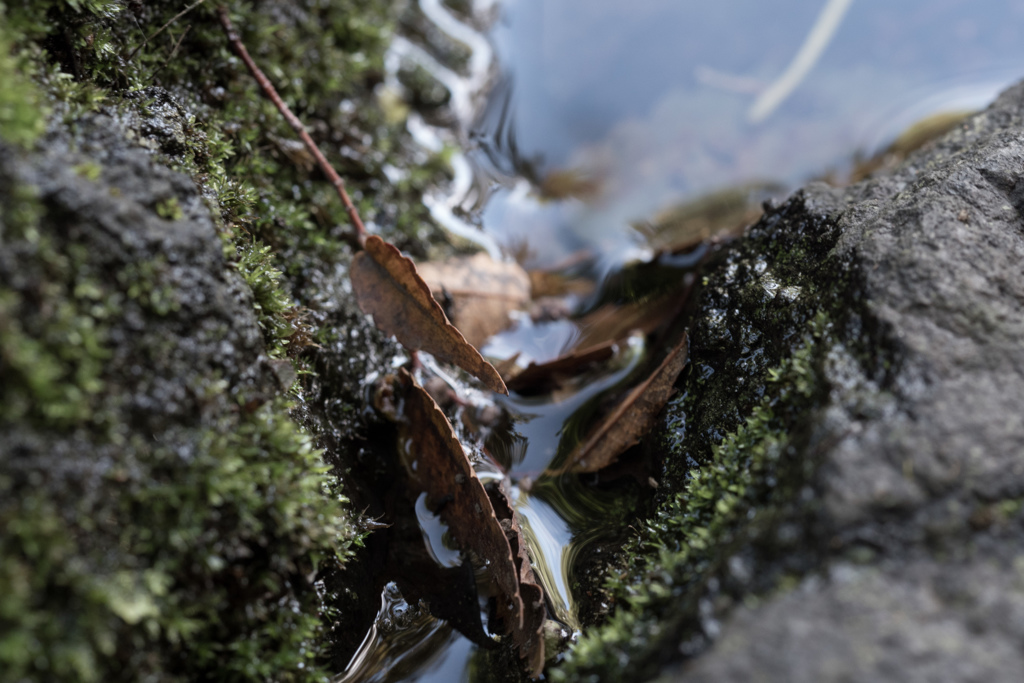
[613,81,1024,682]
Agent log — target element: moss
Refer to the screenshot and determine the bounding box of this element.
[0,7,48,147]
[154,195,183,220]
[72,160,102,180]
[398,62,453,110]
[0,286,109,426]
[235,240,297,358]
[553,318,832,682]
[0,400,357,683]
[0,191,114,427]
[0,161,365,682]
[0,0,453,680]
[551,195,864,681]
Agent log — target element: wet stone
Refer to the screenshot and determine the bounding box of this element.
[556,80,1024,683]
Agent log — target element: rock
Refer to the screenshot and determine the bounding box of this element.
[673,556,1024,683]
[0,2,435,680]
[0,110,358,682]
[555,81,1024,682]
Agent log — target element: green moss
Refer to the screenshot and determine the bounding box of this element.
[236,240,297,357]
[554,317,833,682]
[551,198,857,681]
[0,7,47,147]
[0,395,357,683]
[0,0,449,680]
[154,196,183,220]
[0,287,108,426]
[0,163,360,679]
[0,192,114,428]
[72,160,102,180]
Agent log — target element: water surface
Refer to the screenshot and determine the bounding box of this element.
[473,0,1024,267]
[342,1,1024,680]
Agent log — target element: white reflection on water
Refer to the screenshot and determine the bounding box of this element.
[472,0,1024,266]
[342,1,1024,680]
[507,486,579,631]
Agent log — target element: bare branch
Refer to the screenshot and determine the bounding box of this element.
[217,6,368,247]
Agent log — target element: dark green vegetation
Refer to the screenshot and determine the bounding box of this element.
[0,1,454,681]
[551,195,877,682]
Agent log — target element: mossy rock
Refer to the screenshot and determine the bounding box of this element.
[0,0,450,680]
[553,82,1024,682]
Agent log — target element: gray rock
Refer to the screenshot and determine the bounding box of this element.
[675,557,1024,683]
[556,80,1024,683]
[0,105,361,681]
[665,80,1024,682]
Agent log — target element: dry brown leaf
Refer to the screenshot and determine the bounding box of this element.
[396,369,545,673]
[506,340,616,396]
[556,333,689,474]
[351,236,507,394]
[487,483,546,678]
[416,252,531,349]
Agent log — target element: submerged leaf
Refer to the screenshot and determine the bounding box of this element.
[633,183,775,253]
[506,340,616,396]
[573,292,681,352]
[351,236,507,394]
[502,290,683,397]
[536,166,603,201]
[416,252,531,349]
[396,369,546,674]
[557,333,689,474]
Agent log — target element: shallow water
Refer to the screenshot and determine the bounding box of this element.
[475,0,1024,268]
[340,1,1024,680]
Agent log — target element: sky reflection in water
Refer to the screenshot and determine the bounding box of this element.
[474,0,1024,267]
[344,2,1024,680]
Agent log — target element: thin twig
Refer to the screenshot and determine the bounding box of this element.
[127,0,207,63]
[748,0,854,123]
[217,6,368,248]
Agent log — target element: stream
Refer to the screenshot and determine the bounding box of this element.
[337,1,1024,680]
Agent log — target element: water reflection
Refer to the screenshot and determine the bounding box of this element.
[341,0,1024,680]
[340,334,650,682]
[473,0,1024,267]
[414,493,463,569]
[338,584,474,683]
[488,334,643,475]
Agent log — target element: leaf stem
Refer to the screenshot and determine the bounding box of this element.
[217,5,368,248]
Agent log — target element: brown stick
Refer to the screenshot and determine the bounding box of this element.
[217,6,368,247]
